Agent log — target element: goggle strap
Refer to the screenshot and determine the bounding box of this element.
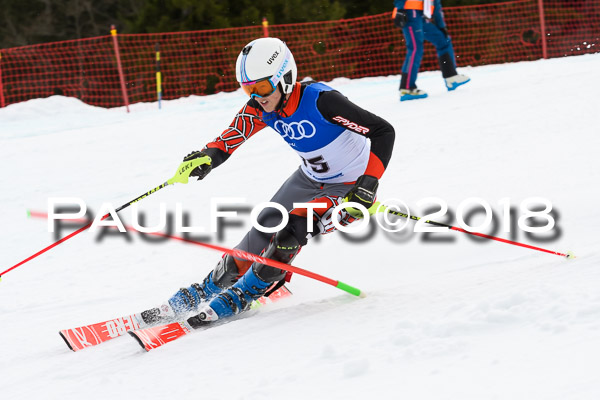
[268,47,291,88]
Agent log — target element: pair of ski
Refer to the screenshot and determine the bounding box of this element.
[59,285,292,352]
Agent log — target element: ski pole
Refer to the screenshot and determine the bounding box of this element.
[0,156,211,279]
[23,210,365,298]
[371,202,575,259]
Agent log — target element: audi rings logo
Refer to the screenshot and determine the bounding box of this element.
[274,120,316,140]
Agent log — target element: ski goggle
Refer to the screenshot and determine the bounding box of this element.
[241,77,277,98]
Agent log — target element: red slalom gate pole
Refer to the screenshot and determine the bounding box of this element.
[166,233,363,297]
[0,215,108,279]
[1,190,163,278]
[380,206,574,259]
[0,157,210,280]
[21,211,364,297]
[449,226,569,257]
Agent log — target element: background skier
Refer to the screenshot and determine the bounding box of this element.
[393,0,470,101]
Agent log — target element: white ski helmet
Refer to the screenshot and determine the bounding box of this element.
[235,37,297,96]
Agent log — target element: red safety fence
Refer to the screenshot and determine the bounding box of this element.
[0,0,598,109]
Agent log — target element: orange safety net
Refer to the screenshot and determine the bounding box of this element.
[0,0,598,109]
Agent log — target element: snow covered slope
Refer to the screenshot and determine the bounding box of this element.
[1,53,599,400]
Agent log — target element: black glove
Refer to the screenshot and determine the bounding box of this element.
[344,175,379,210]
[393,8,407,28]
[183,150,212,180]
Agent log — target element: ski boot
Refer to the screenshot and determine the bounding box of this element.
[400,88,428,101]
[187,229,301,328]
[399,71,428,102]
[137,254,241,327]
[445,74,470,91]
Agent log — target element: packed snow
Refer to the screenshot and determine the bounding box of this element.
[1,52,599,400]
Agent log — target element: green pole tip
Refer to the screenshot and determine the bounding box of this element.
[26,210,31,218]
[336,280,362,297]
[566,251,576,259]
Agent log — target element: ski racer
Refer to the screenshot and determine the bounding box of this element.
[139,37,395,328]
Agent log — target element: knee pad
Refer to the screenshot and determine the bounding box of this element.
[285,213,311,246]
[253,263,286,283]
[253,229,301,283]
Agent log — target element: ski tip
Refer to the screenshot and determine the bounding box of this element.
[128,331,149,352]
[359,291,367,298]
[58,331,75,352]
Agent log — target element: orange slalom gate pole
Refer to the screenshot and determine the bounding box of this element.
[110,25,130,113]
[537,0,548,59]
[262,17,269,37]
[0,51,5,108]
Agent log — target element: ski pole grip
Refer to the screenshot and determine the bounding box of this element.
[167,156,212,185]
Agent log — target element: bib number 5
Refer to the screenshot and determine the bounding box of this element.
[302,155,330,173]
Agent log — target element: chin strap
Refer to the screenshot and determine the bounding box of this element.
[276,83,293,117]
